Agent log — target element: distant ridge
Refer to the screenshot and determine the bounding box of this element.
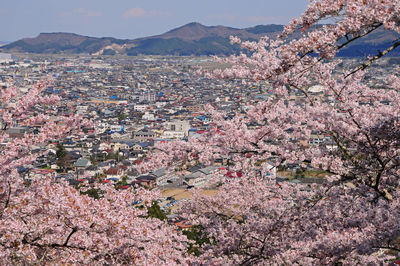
[147,22,282,41]
[0,41,10,47]
[2,22,399,57]
[3,32,129,54]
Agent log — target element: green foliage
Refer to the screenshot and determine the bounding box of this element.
[277,164,287,171]
[56,143,70,171]
[293,168,330,179]
[102,49,116,56]
[106,151,116,160]
[115,176,128,189]
[183,225,214,256]
[295,167,306,178]
[56,143,66,159]
[89,156,96,166]
[105,151,125,161]
[80,188,103,199]
[117,112,127,121]
[147,201,167,221]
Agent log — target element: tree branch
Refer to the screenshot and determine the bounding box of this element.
[336,23,382,51]
[63,227,77,246]
[345,39,400,78]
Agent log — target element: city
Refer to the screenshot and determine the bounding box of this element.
[1,0,400,264]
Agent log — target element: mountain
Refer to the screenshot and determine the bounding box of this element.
[124,23,284,56]
[1,23,284,56]
[2,22,400,57]
[0,41,10,47]
[2,32,130,54]
[144,22,283,41]
[337,27,400,57]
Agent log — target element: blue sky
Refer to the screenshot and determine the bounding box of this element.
[1,0,309,41]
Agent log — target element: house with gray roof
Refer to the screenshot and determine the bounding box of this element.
[74,158,92,168]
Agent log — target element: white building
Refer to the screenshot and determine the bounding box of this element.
[142,112,155,121]
[161,131,185,139]
[109,125,124,132]
[76,105,88,114]
[0,53,14,64]
[134,104,148,112]
[164,120,190,136]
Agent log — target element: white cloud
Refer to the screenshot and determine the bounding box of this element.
[123,8,169,19]
[61,8,102,19]
[123,8,146,18]
[73,8,102,17]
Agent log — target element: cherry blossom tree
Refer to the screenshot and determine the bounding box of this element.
[3,1,400,265]
[0,82,190,264]
[147,0,400,264]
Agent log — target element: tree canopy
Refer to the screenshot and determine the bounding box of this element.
[2,0,400,264]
